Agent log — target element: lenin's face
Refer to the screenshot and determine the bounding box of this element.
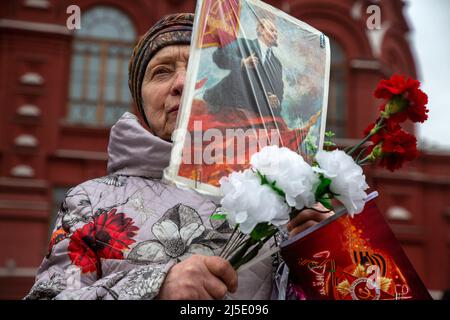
[141,45,190,141]
[258,19,278,47]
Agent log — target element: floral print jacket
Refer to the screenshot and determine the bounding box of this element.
[25,113,278,300]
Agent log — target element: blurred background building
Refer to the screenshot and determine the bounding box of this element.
[0,0,449,299]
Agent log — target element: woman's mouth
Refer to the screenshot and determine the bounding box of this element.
[168,105,179,114]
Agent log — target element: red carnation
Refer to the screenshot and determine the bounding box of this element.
[364,121,377,138]
[68,209,139,276]
[374,74,429,123]
[407,88,429,123]
[364,117,402,154]
[374,74,420,100]
[364,122,382,154]
[378,129,419,171]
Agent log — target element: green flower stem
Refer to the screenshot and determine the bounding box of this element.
[232,242,264,270]
[219,225,238,258]
[230,235,252,257]
[223,232,246,260]
[355,145,369,163]
[228,238,255,267]
[225,233,247,260]
[357,156,372,166]
[347,118,385,157]
[347,132,375,157]
[232,229,278,270]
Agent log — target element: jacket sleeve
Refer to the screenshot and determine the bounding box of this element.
[24,185,175,300]
[212,39,245,70]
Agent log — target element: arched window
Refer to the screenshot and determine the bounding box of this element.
[327,39,347,138]
[67,6,136,127]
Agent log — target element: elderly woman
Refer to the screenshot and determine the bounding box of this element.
[25,13,329,300]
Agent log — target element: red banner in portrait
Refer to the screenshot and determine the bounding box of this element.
[198,0,242,48]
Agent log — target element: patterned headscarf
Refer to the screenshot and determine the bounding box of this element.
[128,13,194,127]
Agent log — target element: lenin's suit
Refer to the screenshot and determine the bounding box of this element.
[204,38,284,118]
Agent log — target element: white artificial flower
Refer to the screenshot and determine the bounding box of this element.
[250,145,319,210]
[219,169,290,234]
[315,149,369,216]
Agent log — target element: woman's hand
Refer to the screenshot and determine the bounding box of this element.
[287,203,334,237]
[157,255,238,300]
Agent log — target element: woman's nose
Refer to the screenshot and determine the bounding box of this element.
[170,69,186,96]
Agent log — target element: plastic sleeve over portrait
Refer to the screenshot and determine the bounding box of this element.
[164,0,330,199]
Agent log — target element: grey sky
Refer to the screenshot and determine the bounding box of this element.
[405,0,450,150]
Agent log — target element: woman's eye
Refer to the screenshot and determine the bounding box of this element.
[152,67,171,79]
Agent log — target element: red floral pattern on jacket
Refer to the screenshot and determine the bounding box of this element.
[68,209,139,277]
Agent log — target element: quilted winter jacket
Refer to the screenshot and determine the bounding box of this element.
[25,112,277,300]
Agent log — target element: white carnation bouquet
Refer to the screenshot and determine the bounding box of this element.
[214,144,369,270]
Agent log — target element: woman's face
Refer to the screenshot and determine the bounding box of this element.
[141,45,190,141]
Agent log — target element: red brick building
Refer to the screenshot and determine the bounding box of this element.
[0,0,449,299]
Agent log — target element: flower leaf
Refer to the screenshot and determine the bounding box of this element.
[324,131,337,150]
[305,134,319,154]
[210,213,227,220]
[255,170,286,198]
[233,241,264,270]
[315,175,332,199]
[318,196,333,210]
[250,222,276,241]
[228,238,256,268]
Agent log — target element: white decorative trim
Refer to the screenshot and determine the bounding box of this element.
[350,59,382,70]
[0,19,70,35]
[17,104,41,117]
[24,0,50,9]
[386,206,412,221]
[0,267,38,277]
[0,199,49,211]
[0,177,47,188]
[11,165,35,178]
[14,134,38,147]
[350,1,363,20]
[20,72,44,85]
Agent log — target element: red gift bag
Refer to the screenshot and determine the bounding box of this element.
[280,196,432,300]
